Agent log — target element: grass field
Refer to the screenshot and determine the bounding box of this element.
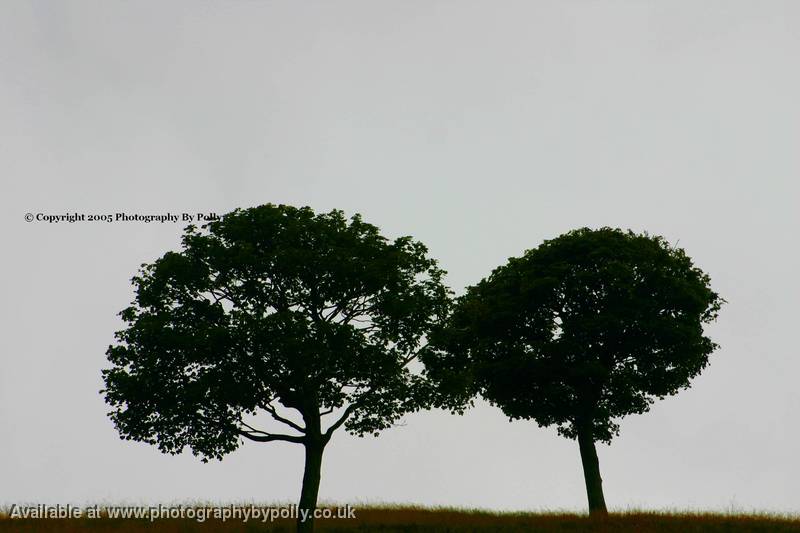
[3,505,800,532]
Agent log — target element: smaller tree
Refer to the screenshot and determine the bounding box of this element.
[424,227,723,515]
[102,204,450,533]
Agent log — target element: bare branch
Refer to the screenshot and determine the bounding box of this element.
[237,418,305,443]
[261,401,306,433]
[196,410,305,444]
[238,429,305,444]
[333,294,374,325]
[238,419,270,436]
[324,402,360,439]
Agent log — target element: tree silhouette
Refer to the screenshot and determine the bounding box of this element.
[102,204,450,533]
[423,227,723,515]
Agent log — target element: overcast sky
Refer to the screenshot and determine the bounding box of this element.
[2,0,799,513]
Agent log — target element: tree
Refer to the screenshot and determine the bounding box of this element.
[423,227,723,515]
[102,204,450,533]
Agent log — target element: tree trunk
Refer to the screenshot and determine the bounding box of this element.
[577,424,608,516]
[297,440,324,533]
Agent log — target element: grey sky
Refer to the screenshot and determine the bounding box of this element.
[1,0,798,512]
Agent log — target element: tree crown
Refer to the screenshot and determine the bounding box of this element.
[425,227,723,442]
[103,204,451,460]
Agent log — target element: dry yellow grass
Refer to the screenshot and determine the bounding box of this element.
[2,505,800,532]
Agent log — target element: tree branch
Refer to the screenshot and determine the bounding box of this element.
[238,418,305,443]
[196,410,305,444]
[323,402,360,439]
[400,342,429,366]
[321,337,425,437]
[238,429,305,444]
[261,401,307,433]
[340,297,377,325]
[322,288,363,322]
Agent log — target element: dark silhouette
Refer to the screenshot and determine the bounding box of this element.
[102,204,451,533]
[423,227,723,515]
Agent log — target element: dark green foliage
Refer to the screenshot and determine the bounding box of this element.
[425,227,723,442]
[102,204,451,461]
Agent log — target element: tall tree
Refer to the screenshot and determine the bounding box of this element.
[424,227,723,515]
[102,204,450,532]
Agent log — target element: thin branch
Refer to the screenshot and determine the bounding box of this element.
[323,288,362,322]
[319,339,422,428]
[196,411,305,444]
[324,402,360,439]
[237,418,305,443]
[401,342,429,366]
[238,429,305,444]
[339,296,375,325]
[262,401,306,433]
[238,419,271,436]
